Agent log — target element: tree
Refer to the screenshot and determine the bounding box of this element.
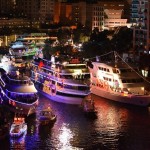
[111,27,133,53]
[42,39,54,59]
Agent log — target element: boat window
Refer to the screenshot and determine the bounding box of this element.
[113,69,117,73]
[98,67,102,70]
[98,67,109,72]
[104,77,108,81]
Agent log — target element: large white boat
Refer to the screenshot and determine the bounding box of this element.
[88,51,150,107]
[0,66,39,116]
[31,57,90,104]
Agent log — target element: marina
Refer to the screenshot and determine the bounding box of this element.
[1,49,150,149]
[0,0,150,149]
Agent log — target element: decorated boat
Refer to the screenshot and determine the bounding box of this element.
[9,117,27,138]
[38,107,56,126]
[31,56,90,104]
[88,51,150,107]
[0,67,39,116]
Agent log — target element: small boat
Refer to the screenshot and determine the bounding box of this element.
[9,117,27,138]
[39,107,57,126]
[81,94,97,115]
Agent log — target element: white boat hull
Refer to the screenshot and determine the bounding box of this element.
[39,90,84,105]
[91,86,150,107]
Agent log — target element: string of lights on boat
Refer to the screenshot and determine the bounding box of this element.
[85,51,150,85]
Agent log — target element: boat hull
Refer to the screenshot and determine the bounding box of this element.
[1,96,38,116]
[38,89,85,105]
[91,86,150,107]
[39,116,56,126]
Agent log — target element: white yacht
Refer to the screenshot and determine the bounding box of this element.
[88,51,150,107]
[31,57,90,104]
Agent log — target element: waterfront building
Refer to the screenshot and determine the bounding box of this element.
[0,0,15,16]
[98,1,131,30]
[0,0,131,33]
[0,18,40,29]
[58,1,104,31]
[131,0,150,53]
[15,0,55,23]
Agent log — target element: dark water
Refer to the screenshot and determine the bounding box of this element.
[1,94,150,150]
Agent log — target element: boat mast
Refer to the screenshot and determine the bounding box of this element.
[114,51,118,67]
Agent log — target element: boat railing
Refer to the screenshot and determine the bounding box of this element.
[110,86,149,96]
[57,87,90,95]
[9,97,37,104]
[34,70,90,86]
[2,91,38,104]
[2,74,33,85]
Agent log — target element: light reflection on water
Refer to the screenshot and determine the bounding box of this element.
[1,94,150,150]
[57,123,74,150]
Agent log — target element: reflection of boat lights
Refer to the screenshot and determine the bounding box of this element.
[58,124,73,149]
[10,131,26,145]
